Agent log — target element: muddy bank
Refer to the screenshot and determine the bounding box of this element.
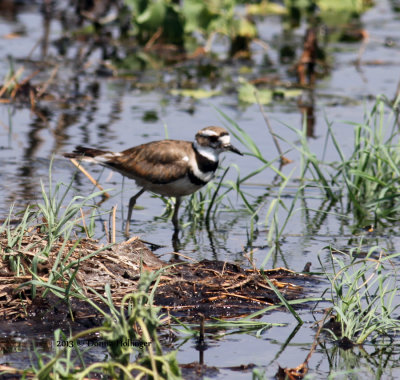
[1,232,313,331]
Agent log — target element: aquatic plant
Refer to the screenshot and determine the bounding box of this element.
[0,162,110,301]
[281,95,400,227]
[320,246,400,345]
[28,272,181,380]
[328,95,400,224]
[124,0,257,57]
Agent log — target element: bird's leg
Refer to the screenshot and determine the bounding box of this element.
[125,188,146,236]
[172,228,180,253]
[172,196,182,231]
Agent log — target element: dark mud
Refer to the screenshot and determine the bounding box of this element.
[1,232,316,327]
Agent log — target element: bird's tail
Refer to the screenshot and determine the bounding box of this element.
[64,146,109,159]
[64,146,122,165]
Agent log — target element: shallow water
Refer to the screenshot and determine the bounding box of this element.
[2,0,400,378]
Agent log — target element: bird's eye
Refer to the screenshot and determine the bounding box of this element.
[209,136,218,142]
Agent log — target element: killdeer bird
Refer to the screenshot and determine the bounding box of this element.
[64,126,242,234]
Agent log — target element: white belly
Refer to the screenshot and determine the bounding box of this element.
[134,176,207,197]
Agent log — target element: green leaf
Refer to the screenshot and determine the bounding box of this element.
[316,0,371,12]
[238,79,302,104]
[170,88,220,99]
[235,18,257,38]
[238,81,272,104]
[247,1,287,16]
[183,0,215,33]
[136,0,166,28]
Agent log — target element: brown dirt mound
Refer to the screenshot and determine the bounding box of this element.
[1,232,310,323]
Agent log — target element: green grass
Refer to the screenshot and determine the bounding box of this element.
[1,168,182,378]
[320,245,400,345]
[329,97,400,224]
[1,161,111,303]
[289,95,400,226]
[214,95,400,350]
[27,272,181,380]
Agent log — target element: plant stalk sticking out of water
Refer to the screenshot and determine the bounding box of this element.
[328,95,400,224]
[320,246,400,345]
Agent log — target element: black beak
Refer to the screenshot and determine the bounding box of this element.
[225,144,243,156]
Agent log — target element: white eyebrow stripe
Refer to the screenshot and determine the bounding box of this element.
[199,129,218,136]
[220,135,230,145]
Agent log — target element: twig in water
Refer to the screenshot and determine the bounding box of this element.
[144,27,163,50]
[69,158,110,198]
[0,66,24,98]
[80,208,89,238]
[254,91,291,166]
[104,220,110,243]
[37,65,59,98]
[111,204,117,243]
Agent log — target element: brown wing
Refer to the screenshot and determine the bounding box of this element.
[106,140,193,184]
